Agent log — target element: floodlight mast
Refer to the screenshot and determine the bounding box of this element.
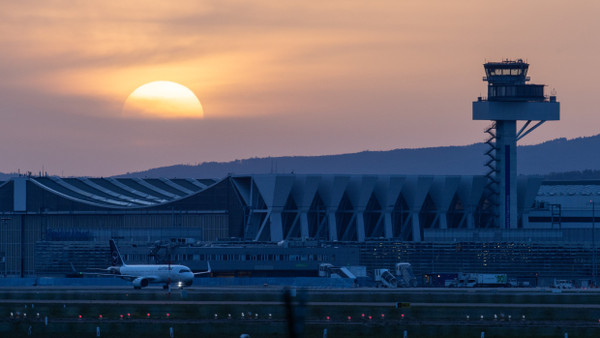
[473,59,559,229]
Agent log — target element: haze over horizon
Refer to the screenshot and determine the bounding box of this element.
[1,1,599,177]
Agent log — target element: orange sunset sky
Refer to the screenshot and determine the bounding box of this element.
[0,1,599,176]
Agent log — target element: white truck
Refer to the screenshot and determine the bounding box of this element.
[456,273,508,287]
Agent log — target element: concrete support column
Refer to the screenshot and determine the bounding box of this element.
[299,211,310,239]
[383,211,393,238]
[465,206,476,229]
[327,211,338,241]
[374,176,405,240]
[355,210,366,242]
[269,210,284,242]
[438,212,448,229]
[411,212,421,241]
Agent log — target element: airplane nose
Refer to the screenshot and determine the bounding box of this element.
[186,272,194,286]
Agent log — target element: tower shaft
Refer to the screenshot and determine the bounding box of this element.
[495,120,517,228]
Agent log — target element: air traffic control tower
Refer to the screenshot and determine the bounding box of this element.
[473,59,559,229]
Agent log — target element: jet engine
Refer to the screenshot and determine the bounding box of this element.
[132,277,149,289]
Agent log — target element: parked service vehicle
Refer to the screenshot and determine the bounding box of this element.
[553,279,574,289]
[424,273,459,287]
[395,263,418,287]
[374,263,418,288]
[374,269,398,288]
[455,273,508,287]
[318,263,357,280]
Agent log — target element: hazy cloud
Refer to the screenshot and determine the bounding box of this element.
[0,1,599,175]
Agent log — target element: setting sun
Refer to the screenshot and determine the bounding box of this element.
[122,81,204,119]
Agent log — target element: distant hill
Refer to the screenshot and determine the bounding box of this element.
[117,134,600,179]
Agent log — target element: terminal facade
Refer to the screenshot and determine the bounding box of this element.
[0,174,597,286]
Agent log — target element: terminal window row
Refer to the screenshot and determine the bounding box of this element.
[122,253,332,263]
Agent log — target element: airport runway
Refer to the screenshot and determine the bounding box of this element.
[2,287,600,337]
[4,298,600,310]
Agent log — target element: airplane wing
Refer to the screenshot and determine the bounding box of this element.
[194,261,211,276]
[118,274,161,283]
[81,272,119,277]
[81,272,160,283]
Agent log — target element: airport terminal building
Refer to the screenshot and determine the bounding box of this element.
[0,174,597,286]
[0,60,587,286]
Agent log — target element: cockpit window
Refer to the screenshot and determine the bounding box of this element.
[179,268,191,274]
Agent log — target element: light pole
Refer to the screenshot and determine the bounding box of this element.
[592,200,596,286]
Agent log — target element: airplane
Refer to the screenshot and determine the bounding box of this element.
[90,239,211,289]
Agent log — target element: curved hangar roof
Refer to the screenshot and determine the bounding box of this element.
[28,176,218,208]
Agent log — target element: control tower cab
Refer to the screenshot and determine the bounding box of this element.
[484,60,544,101]
[473,59,559,229]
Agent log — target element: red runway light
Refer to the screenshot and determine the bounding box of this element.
[147,313,150,318]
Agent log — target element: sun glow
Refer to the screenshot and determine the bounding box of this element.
[123,81,204,119]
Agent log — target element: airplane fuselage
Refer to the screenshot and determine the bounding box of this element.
[110,264,195,288]
[103,240,209,289]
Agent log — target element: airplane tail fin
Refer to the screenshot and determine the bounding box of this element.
[193,261,212,276]
[109,239,126,267]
